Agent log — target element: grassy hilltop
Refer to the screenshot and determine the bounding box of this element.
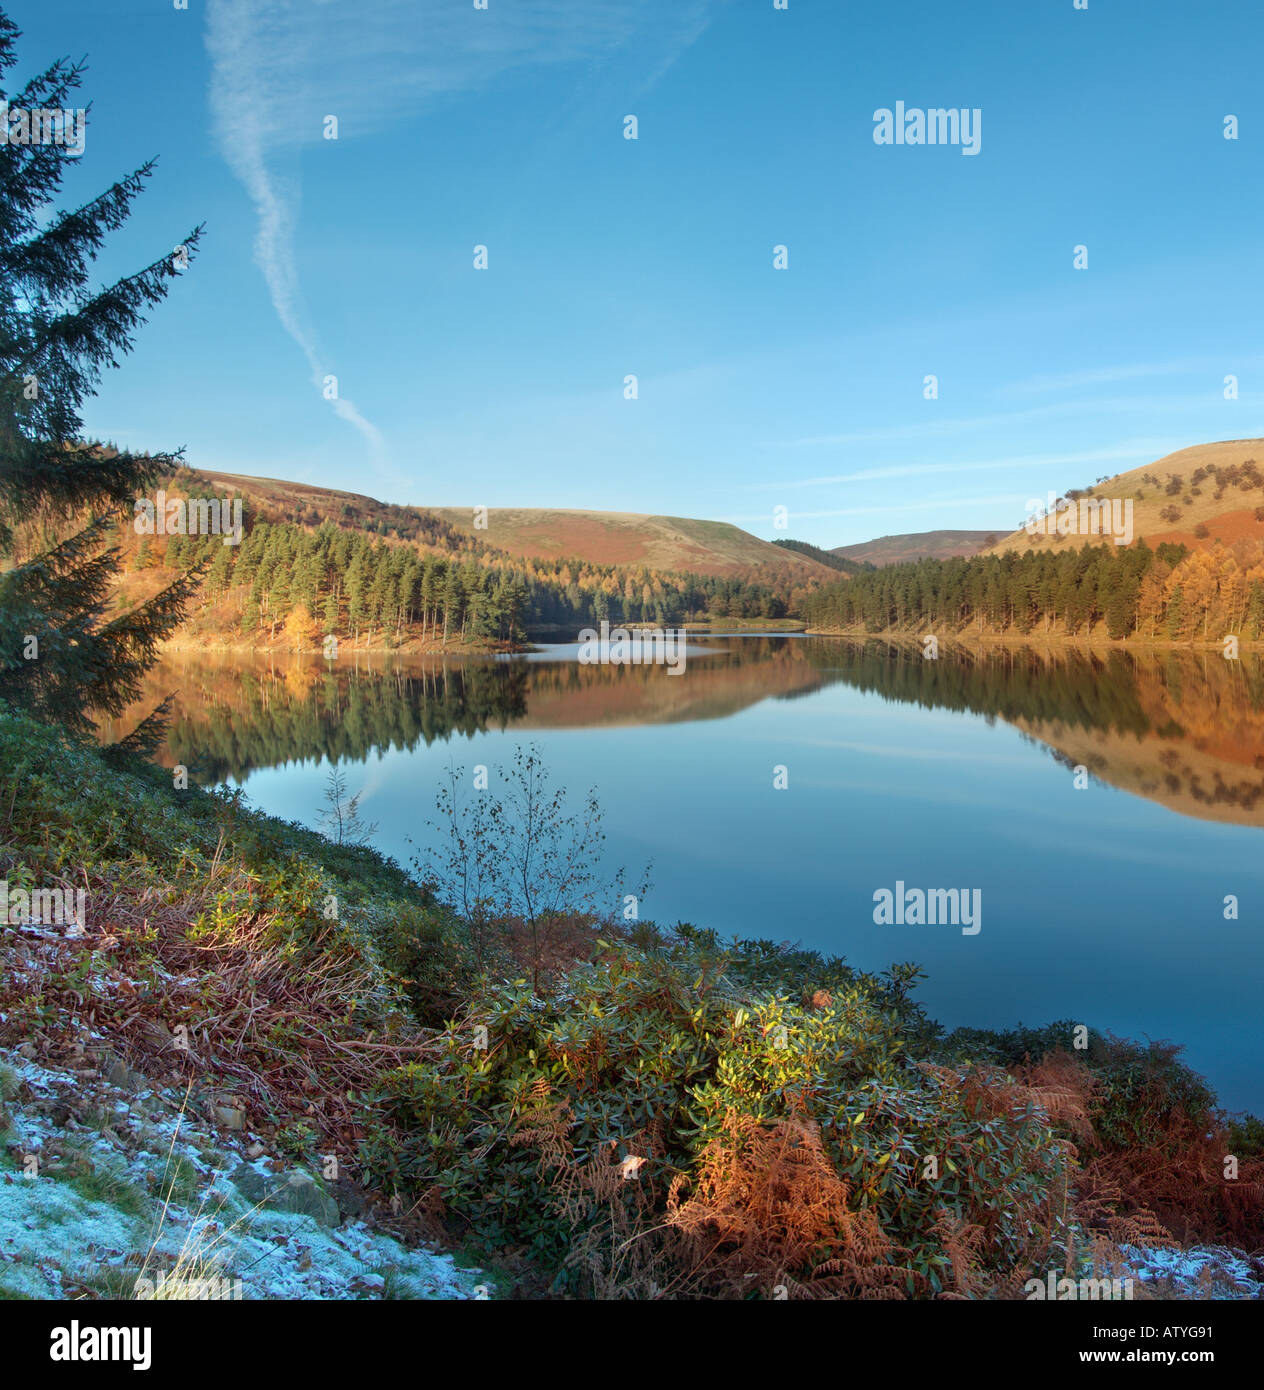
[984,440,1264,556]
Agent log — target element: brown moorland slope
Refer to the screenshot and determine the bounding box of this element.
[188,471,834,582]
[429,506,834,581]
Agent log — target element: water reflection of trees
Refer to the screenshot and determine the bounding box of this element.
[105,640,1264,819]
[799,639,1264,739]
[798,640,1158,731]
[794,640,1264,821]
[159,662,529,782]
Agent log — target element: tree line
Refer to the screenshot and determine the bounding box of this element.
[148,513,797,643]
[800,539,1264,642]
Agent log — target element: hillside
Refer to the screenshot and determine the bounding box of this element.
[984,440,1264,556]
[194,470,415,529]
[832,530,999,566]
[772,538,872,574]
[0,706,497,1300]
[73,467,831,654]
[429,505,834,581]
[189,472,833,581]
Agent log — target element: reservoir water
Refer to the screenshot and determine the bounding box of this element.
[116,636,1264,1113]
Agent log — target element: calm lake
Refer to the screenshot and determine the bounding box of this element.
[114,636,1264,1113]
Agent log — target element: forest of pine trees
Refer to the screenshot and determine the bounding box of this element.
[801,539,1264,643]
[771,537,874,575]
[139,499,799,646]
[141,508,1264,649]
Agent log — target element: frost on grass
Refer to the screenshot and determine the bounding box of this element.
[0,1049,486,1301]
[1116,1243,1264,1300]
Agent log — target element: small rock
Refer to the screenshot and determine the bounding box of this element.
[229,1163,340,1227]
[102,1053,142,1093]
[330,1176,367,1221]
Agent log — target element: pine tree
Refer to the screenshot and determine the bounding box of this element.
[205,544,233,595]
[0,11,205,740]
[442,566,463,644]
[293,546,318,617]
[1105,573,1137,640]
[242,584,261,635]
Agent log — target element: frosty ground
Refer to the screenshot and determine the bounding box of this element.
[0,1046,488,1301]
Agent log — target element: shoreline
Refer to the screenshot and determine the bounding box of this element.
[158,618,809,657]
[5,701,1260,1302]
[160,625,1263,658]
[802,627,1264,651]
[159,635,528,657]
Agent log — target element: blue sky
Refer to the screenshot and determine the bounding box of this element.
[10,0,1264,547]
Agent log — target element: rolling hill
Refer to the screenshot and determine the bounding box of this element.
[191,472,833,581]
[832,530,999,567]
[983,439,1264,556]
[428,506,834,580]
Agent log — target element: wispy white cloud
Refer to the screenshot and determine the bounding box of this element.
[723,494,1028,524]
[206,0,392,469]
[781,392,1246,449]
[743,444,1160,491]
[1000,356,1264,397]
[205,0,717,475]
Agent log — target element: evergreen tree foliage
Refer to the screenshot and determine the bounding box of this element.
[0,9,205,737]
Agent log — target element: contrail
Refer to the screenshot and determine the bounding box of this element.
[206,0,387,464]
[204,0,718,483]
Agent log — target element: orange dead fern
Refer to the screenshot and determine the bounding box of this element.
[665,1109,911,1300]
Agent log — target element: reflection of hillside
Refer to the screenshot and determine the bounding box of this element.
[99,641,1264,825]
[97,641,826,782]
[796,641,1264,827]
[1022,727,1264,825]
[517,642,824,728]
[1015,654,1264,825]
